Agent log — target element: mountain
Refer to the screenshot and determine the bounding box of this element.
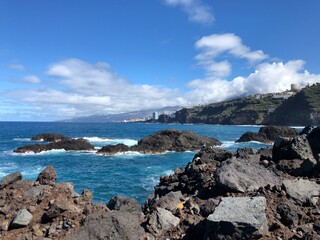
[264,83,320,125]
[158,84,320,126]
[158,93,286,125]
[65,106,180,123]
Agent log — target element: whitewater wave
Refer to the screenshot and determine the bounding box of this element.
[11,149,67,156]
[82,137,138,146]
[218,140,271,149]
[13,138,32,141]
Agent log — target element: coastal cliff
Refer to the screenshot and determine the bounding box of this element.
[157,84,320,126]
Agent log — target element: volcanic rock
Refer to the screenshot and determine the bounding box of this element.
[216,157,281,193]
[31,133,70,142]
[14,138,94,153]
[0,172,22,189]
[97,144,130,155]
[37,165,57,185]
[283,178,320,206]
[107,195,140,214]
[10,209,33,229]
[236,126,299,143]
[146,207,180,236]
[130,129,221,154]
[205,197,268,239]
[67,210,145,240]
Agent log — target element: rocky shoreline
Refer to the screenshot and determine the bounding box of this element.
[2,126,320,239]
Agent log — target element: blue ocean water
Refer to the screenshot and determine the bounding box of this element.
[0,122,269,203]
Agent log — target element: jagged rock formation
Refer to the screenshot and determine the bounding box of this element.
[98,129,221,155]
[13,133,95,153]
[236,126,299,143]
[2,126,320,239]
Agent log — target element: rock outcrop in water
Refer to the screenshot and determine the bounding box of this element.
[97,129,222,155]
[236,125,299,143]
[13,133,94,153]
[2,126,320,239]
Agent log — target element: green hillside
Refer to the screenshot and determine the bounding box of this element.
[159,93,285,125]
[264,83,320,125]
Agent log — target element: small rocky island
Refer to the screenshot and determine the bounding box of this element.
[2,126,320,239]
[14,133,95,153]
[14,129,221,155]
[97,129,222,155]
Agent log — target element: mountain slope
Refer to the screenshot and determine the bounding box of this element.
[159,93,285,125]
[264,83,320,125]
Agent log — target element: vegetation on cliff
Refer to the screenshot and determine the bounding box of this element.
[159,93,285,125]
[158,84,320,125]
[264,83,320,125]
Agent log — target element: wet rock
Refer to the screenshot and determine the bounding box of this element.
[216,157,281,193]
[37,166,57,185]
[131,129,221,154]
[97,144,130,155]
[205,197,268,239]
[31,133,70,142]
[283,179,320,205]
[14,138,94,153]
[0,172,22,189]
[10,209,33,229]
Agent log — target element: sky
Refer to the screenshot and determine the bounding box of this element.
[1,0,320,121]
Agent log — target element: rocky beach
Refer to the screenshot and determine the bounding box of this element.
[1,126,320,239]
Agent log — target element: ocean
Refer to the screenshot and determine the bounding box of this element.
[0,122,269,203]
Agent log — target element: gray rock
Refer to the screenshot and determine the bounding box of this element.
[0,172,22,189]
[10,209,33,229]
[67,210,144,240]
[23,185,49,198]
[151,191,184,211]
[147,207,180,236]
[216,157,281,193]
[205,197,268,239]
[283,179,320,205]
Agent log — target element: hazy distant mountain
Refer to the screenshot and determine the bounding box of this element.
[64,106,181,123]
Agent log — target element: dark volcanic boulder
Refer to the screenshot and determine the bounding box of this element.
[14,138,94,153]
[131,129,221,154]
[97,144,130,155]
[236,126,299,143]
[31,133,70,142]
[36,165,57,185]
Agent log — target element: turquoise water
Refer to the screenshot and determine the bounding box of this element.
[0,122,268,203]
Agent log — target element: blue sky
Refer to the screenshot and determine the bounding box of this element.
[1,0,320,121]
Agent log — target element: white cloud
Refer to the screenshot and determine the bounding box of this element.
[187,60,320,105]
[195,33,268,62]
[6,58,187,119]
[164,0,214,24]
[22,75,42,84]
[8,63,27,71]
